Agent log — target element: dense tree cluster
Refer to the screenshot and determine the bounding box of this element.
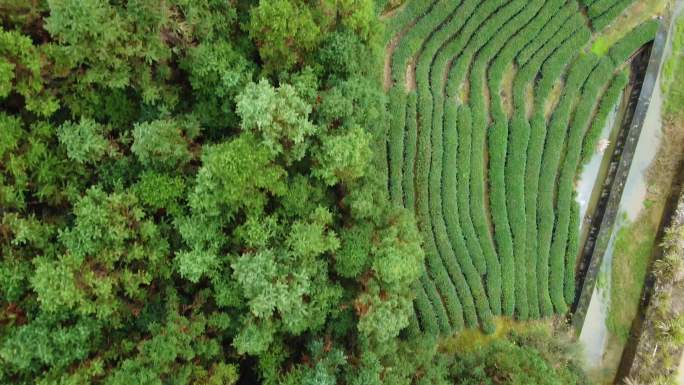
[0,1,436,384]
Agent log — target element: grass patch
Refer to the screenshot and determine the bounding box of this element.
[663,11,684,113]
[592,36,611,55]
[606,114,684,346]
[606,214,655,341]
[590,0,669,55]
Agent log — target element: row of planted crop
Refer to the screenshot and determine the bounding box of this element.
[411,0,471,335]
[533,20,656,315]
[537,53,600,314]
[472,0,584,318]
[439,0,505,322]
[390,0,653,334]
[522,17,592,317]
[416,0,616,326]
[489,2,574,318]
[387,0,462,207]
[469,0,531,318]
[387,0,465,335]
[414,0,491,332]
[444,0,511,320]
[488,0,566,320]
[557,23,656,304]
[439,0,578,320]
[587,0,636,31]
[549,57,618,312]
[518,3,589,317]
[561,72,629,305]
[417,2,544,330]
[383,0,435,43]
[442,104,496,334]
[429,0,516,332]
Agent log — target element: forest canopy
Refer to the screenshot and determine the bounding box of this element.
[0,0,429,383]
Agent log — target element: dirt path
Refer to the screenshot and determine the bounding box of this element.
[405,59,417,91]
[384,33,402,91]
[380,2,407,21]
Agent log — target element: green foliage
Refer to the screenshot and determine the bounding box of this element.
[449,327,592,385]
[318,31,369,79]
[663,13,684,113]
[131,117,198,168]
[237,80,318,163]
[382,0,637,333]
[176,133,286,282]
[580,72,629,165]
[31,187,171,323]
[590,0,636,31]
[0,1,430,384]
[44,0,180,113]
[231,211,342,351]
[608,20,659,65]
[536,54,599,314]
[402,92,418,210]
[248,0,321,72]
[131,171,186,213]
[1,0,661,382]
[498,0,568,320]
[180,41,253,129]
[1,314,99,374]
[57,118,113,164]
[524,23,591,317]
[549,57,617,314]
[0,28,57,116]
[313,125,372,186]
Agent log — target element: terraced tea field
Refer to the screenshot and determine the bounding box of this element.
[383,0,659,334]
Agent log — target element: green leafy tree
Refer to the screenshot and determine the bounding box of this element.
[176,133,287,282]
[44,0,179,115]
[57,118,113,164]
[131,117,199,168]
[248,0,321,72]
[231,208,343,354]
[313,125,372,186]
[180,42,253,129]
[31,187,171,324]
[236,80,319,164]
[0,28,57,116]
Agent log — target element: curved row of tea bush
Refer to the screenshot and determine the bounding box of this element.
[608,20,660,65]
[442,106,496,332]
[387,0,467,334]
[580,72,629,166]
[524,23,592,317]
[445,0,521,318]
[411,0,474,333]
[537,53,600,313]
[431,0,530,330]
[434,0,521,322]
[471,0,530,318]
[548,56,615,313]
[490,0,565,319]
[433,0,486,278]
[382,0,655,334]
[420,0,506,331]
[415,0,479,329]
[589,0,636,31]
[513,2,585,318]
[387,0,462,207]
